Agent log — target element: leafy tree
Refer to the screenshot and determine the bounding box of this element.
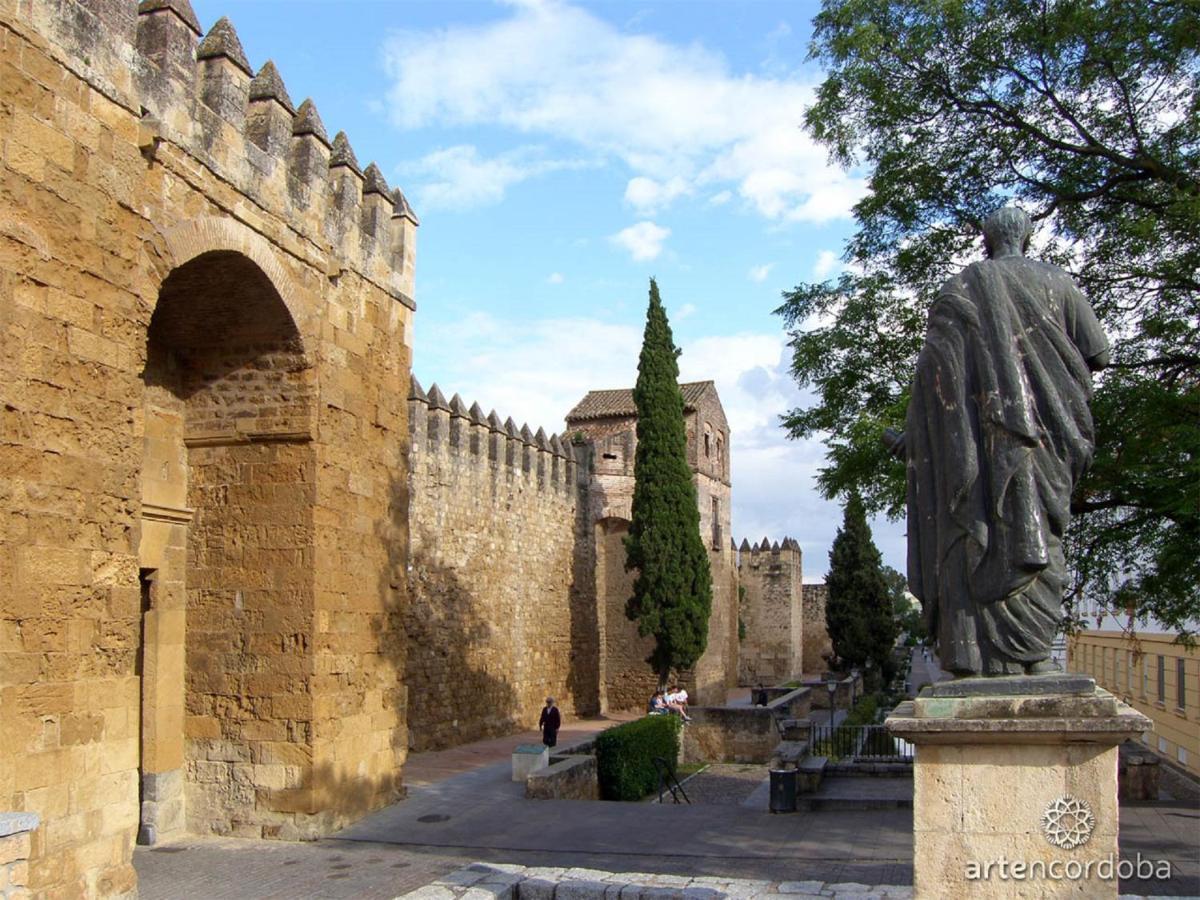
[779,0,1199,633]
[825,494,898,674]
[625,279,713,684]
[884,565,927,647]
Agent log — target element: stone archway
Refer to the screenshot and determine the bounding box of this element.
[138,249,317,842]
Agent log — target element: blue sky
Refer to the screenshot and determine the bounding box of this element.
[189,0,907,579]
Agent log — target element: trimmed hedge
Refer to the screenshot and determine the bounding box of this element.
[595,714,681,801]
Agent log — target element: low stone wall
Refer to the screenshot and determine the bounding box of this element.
[0,814,39,900]
[525,756,599,801]
[1118,740,1160,801]
[681,707,777,764]
[804,675,858,710]
[765,687,811,720]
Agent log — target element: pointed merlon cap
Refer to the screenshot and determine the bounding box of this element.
[504,417,520,440]
[550,434,566,457]
[468,401,487,426]
[519,424,534,445]
[391,188,420,226]
[772,540,781,552]
[740,537,752,552]
[249,60,295,113]
[363,163,391,198]
[448,393,468,418]
[730,537,737,550]
[486,410,504,433]
[760,537,771,551]
[408,375,427,402]
[534,427,550,451]
[137,0,202,35]
[292,99,330,145]
[426,383,450,411]
[329,131,362,175]
[196,16,252,75]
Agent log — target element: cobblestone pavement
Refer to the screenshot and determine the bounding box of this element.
[675,765,768,806]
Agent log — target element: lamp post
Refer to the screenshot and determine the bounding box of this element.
[826,677,837,730]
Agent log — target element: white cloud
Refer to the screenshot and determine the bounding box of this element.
[674,302,697,321]
[415,313,908,580]
[611,220,670,261]
[708,190,733,206]
[748,263,774,283]
[547,272,565,284]
[402,144,592,210]
[381,1,866,221]
[812,249,841,280]
[624,175,691,214]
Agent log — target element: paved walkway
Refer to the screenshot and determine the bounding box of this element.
[134,703,1200,898]
[907,648,951,694]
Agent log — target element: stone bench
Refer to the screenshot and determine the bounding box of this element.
[525,755,599,800]
[769,740,809,769]
[796,755,827,794]
[511,744,548,782]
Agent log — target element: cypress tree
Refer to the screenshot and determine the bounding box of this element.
[625,278,713,686]
[825,493,897,677]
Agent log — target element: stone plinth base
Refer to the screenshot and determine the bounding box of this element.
[512,745,548,782]
[887,677,1151,899]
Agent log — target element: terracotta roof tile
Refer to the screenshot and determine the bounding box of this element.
[565,381,715,422]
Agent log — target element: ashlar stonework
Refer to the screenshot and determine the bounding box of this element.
[1,1,414,895]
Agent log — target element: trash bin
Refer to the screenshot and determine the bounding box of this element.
[769,768,797,813]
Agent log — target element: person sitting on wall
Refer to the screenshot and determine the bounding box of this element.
[665,686,692,721]
[754,682,768,707]
[539,697,561,748]
[648,691,668,715]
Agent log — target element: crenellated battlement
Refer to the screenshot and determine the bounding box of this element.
[408,376,581,494]
[737,536,804,684]
[13,0,417,306]
[737,536,802,565]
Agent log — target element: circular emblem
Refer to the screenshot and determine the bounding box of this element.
[1041,795,1095,849]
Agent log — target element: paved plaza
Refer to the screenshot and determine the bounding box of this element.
[135,693,1199,899]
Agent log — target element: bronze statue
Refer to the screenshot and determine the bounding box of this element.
[889,207,1109,676]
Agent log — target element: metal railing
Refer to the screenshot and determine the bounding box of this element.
[653,755,691,804]
[808,723,913,762]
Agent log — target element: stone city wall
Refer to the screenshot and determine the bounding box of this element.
[1,2,413,894]
[405,381,599,751]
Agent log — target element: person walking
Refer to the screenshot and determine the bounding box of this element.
[539,697,561,748]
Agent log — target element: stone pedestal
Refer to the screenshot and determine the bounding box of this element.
[887,675,1151,899]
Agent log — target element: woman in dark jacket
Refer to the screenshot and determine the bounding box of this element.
[539,697,561,748]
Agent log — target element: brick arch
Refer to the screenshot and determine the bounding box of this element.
[154,216,315,359]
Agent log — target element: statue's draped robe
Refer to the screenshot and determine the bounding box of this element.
[906,256,1108,675]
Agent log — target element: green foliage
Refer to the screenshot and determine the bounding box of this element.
[825,494,898,674]
[625,279,713,680]
[842,693,880,728]
[884,565,927,647]
[594,714,681,801]
[780,0,1200,633]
